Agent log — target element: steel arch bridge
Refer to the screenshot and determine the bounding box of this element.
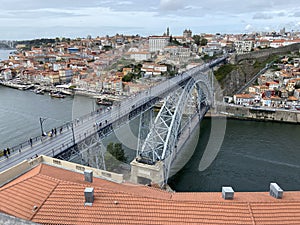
[132,70,214,185]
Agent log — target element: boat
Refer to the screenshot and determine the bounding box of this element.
[96,98,113,106]
[34,89,45,95]
[295,105,300,111]
[50,91,65,98]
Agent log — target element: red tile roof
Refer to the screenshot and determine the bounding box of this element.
[2,164,300,224]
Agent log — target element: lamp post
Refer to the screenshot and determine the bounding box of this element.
[39,117,48,136]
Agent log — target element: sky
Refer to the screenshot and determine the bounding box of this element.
[1,0,300,40]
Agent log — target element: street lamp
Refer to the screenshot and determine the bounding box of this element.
[39,117,48,136]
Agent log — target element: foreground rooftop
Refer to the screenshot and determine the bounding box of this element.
[1,156,300,224]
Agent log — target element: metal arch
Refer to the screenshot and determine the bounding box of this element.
[138,71,213,164]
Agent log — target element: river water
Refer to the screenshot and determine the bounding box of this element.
[1,50,300,192]
[169,118,300,192]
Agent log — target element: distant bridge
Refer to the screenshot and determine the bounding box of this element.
[0,55,227,182]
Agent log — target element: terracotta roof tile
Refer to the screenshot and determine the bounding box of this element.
[2,164,300,224]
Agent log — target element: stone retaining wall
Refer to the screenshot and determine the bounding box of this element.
[223,105,300,124]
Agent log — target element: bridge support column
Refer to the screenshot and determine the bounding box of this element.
[130,159,164,186]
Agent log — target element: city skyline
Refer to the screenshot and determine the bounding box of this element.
[0,0,300,40]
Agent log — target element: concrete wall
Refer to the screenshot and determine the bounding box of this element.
[235,43,300,63]
[0,155,124,187]
[224,105,300,124]
[130,160,164,186]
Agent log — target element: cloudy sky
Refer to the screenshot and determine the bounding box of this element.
[1,0,300,40]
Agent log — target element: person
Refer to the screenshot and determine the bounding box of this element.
[3,149,7,158]
[29,138,33,147]
[7,148,10,156]
[60,127,63,134]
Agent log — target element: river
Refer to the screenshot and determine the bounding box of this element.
[1,50,300,192]
[1,86,300,192]
[168,118,300,192]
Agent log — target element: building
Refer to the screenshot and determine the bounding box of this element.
[183,29,192,38]
[127,51,152,61]
[234,40,253,54]
[149,36,169,52]
[1,68,12,80]
[233,93,255,105]
[59,69,73,83]
[1,155,300,224]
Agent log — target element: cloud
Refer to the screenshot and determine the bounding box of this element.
[116,1,133,5]
[1,0,300,40]
[245,24,254,31]
[293,12,300,17]
[159,0,184,11]
[253,13,273,20]
[0,8,86,19]
[277,12,286,17]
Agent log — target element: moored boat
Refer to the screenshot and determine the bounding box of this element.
[96,98,113,106]
[50,91,65,98]
[34,89,45,95]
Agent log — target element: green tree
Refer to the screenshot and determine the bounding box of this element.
[108,143,127,162]
[200,38,208,46]
[122,73,133,82]
[105,142,127,171]
[192,35,201,46]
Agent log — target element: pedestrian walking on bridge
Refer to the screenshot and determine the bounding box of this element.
[29,138,33,147]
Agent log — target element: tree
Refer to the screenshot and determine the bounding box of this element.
[192,35,201,46]
[122,73,133,82]
[105,142,127,171]
[106,143,127,162]
[200,38,208,46]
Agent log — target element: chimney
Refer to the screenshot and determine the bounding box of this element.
[84,187,94,206]
[270,183,283,199]
[222,186,234,200]
[84,170,93,183]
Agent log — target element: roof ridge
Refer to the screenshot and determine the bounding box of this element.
[247,203,256,225]
[29,180,60,221]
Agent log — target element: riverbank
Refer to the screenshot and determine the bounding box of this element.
[0,80,126,101]
[206,105,300,124]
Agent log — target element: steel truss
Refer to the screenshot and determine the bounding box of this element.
[137,71,213,182]
[56,131,106,170]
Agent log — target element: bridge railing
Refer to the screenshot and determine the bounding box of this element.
[0,122,73,159]
[1,55,227,159]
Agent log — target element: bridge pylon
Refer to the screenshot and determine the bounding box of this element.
[131,69,213,186]
[130,159,164,186]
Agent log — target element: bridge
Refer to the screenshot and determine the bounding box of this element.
[0,55,227,185]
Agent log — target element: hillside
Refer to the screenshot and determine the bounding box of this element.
[215,44,300,96]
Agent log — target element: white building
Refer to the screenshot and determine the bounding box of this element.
[149,36,169,52]
[1,69,12,80]
[127,51,151,61]
[234,41,253,54]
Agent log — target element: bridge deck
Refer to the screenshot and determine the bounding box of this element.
[0,56,227,172]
